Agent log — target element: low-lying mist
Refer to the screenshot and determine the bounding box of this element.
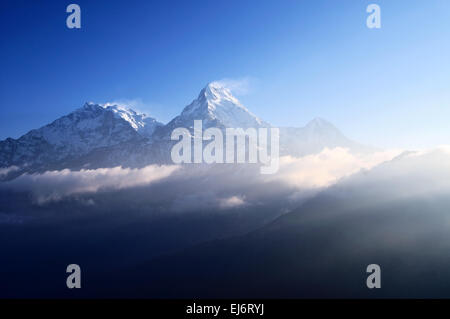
[6,146,449,298]
[113,146,450,298]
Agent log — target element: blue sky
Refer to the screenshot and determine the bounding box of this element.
[1,0,449,149]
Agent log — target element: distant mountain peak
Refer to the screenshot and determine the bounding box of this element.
[201,82,241,106]
[0,101,165,172]
[183,82,243,115]
[305,117,335,129]
[77,102,164,137]
[101,103,163,135]
[177,82,266,129]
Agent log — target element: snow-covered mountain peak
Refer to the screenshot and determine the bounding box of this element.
[202,82,241,107]
[79,102,163,137]
[82,102,103,111]
[109,106,145,130]
[178,82,266,128]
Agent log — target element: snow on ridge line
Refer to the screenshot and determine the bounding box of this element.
[82,102,162,133]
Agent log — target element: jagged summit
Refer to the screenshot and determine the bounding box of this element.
[99,103,163,136]
[79,102,163,134]
[177,82,266,129]
[82,101,102,110]
[201,82,242,107]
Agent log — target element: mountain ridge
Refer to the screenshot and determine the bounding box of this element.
[0,82,370,178]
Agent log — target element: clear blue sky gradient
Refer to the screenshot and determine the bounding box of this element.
[1,0,449,148]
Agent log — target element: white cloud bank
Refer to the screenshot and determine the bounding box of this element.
[3,165,180,204]
[0,166,19,178]
[0,147,403,210]
[268,147,402,189]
